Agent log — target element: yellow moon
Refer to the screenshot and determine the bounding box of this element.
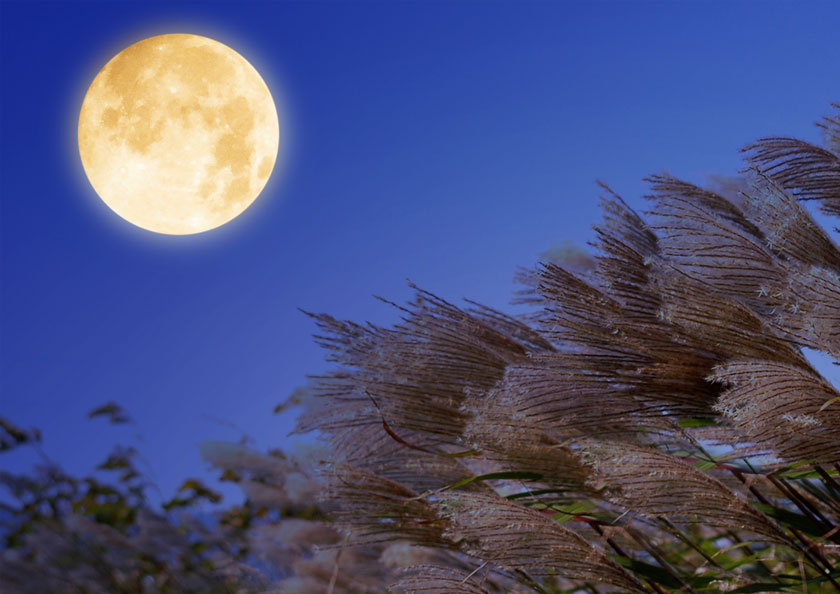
[78,34,281,234]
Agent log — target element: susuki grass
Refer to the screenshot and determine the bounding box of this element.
[295,102,840,593]
[2,103,840,593]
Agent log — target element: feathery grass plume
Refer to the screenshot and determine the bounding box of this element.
[391,565,494,594]
[579,440,788,544]
[299,103,840,593]
[435,491,647,593]
[743,105,840,218]
[712,359,840,464]
[392,565,530,594]
[324,465,448,548]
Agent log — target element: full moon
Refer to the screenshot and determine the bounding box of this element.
[78,34,281,234]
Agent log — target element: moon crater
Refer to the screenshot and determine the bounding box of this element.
[78,34,281,234]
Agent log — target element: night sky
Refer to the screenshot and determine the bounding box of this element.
[2,1,839,502]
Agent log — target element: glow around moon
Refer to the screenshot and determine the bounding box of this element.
[78,34,281,234]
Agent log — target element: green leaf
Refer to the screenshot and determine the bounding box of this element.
[442,471,544,491]
[693,459,717,472]
[87,402,131,424]
[96,450,134,471]
[0,417,41,452]
[611,555,683,589]
[175,478,222,504]
[818,396,840,412]
[274,387,308,414]
[723,550,772,571]
[752,502,825,537]
[162,497,192,511]
[506,488,568,500]
[439,448,481,458]
[777,468,822,480]
[550,501,596,523]
[678,417,719,428]
[728,583,795,593]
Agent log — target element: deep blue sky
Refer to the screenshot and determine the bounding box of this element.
[2,1,839,502]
